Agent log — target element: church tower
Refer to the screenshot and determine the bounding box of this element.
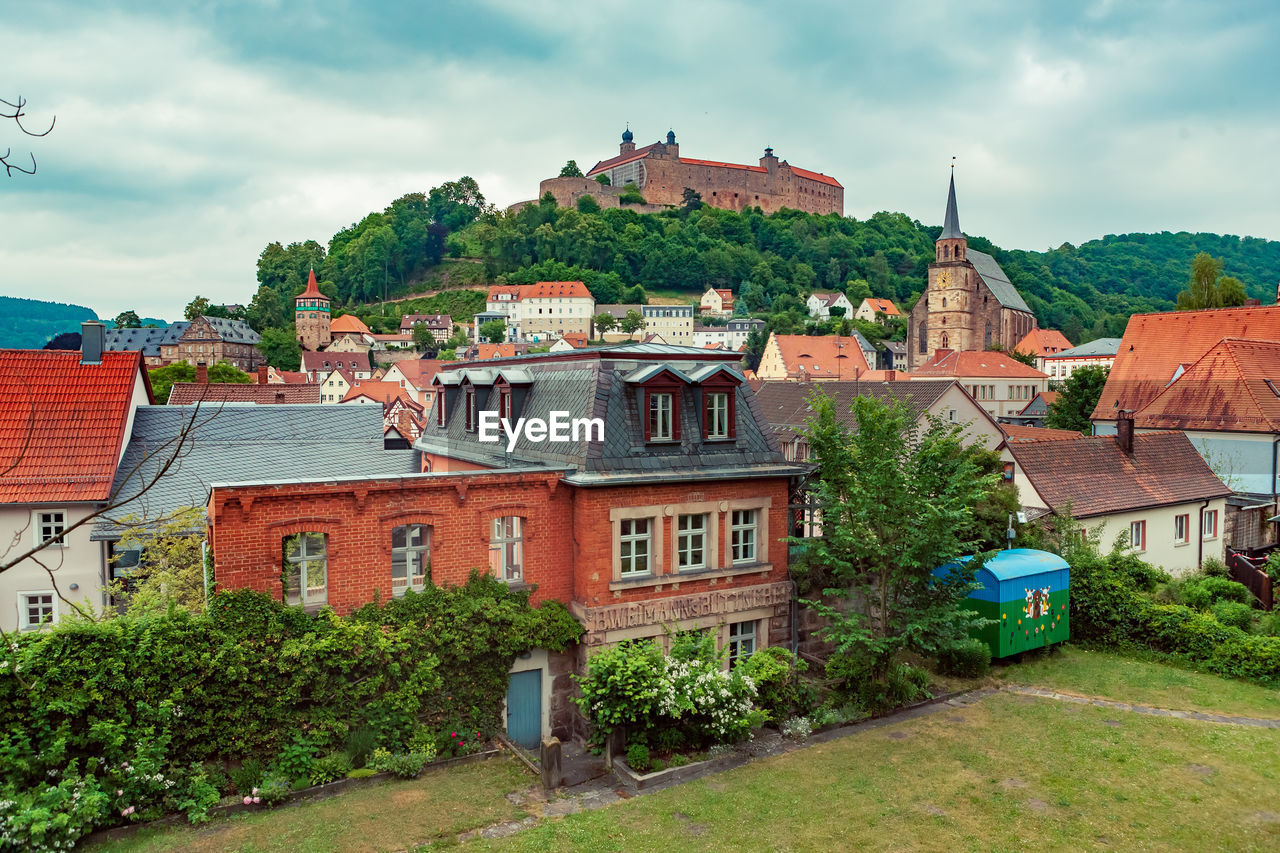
[925,171,974,355]
[295,269,331,351]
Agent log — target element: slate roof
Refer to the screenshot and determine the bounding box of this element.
[940,172,962,239]
[753,379,962,440]
[597,304,644,320]
[94,405,417,538]
[1007,432,1231,518]
[1044,338,1121,360]
[416,348,797,484]
[913,349,1048,379]
[105,326,176,358]
[0,350,148,503]
[168,383,322,405]
[1091,306,1280,422]
[182,317,260,345]
[1017,391,1060,417]
[966,250,1032,314]
[1132,338,1280,433]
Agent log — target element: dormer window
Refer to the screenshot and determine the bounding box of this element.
[436,392,446,427]
[705,392,732,440]
[465,388,477,431]
[648,392,675,441]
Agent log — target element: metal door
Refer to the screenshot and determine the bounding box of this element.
[506,669,542,749]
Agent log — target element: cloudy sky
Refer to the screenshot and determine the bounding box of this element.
[3,0,1278,320]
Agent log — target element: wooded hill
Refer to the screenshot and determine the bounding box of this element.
[0,296,97,349]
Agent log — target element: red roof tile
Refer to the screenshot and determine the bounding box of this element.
[0,350,148,503]
[862,298,900,316]
[299,269,325,300]
[330,314,371,335]
[787,165,843,189]
[1091,306,1280,421]
[167,383,321,405]
[388,359,445,388]
[586,143,659,176]
[768,334,871,378]
[1007,432,1231,518]
[913,349,1048,379]
[519,281,593,300]
[1000,423,1083,443]
[1016,329,1073,357]
[341,381,421,408]
[1133,338,1280,433]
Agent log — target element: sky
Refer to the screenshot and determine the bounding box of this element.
[2,0,1278,321]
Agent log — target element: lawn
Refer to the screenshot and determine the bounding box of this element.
[88,757,534,853]
[475,692,1280,852]
[995,645,1280,718]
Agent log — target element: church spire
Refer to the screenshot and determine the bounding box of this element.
[939,162,962,240]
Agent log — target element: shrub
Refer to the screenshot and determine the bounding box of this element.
[230,759,265,796]
[1255,612,1280,637]
[256,771,292,806]
[780,716,813,741]
[346,768,377,779]
[0,766,109,853]
[1211,600,1256,631]
[368,747,434,778]
[1182,576,1251,610]
[625,744,652,773]
[1200,556,1229,578]
[275,733,318,781]
[737,647,813,722]
[307,753,353,787]
[1265,552,1280,585]
[344,727,380,769]
[813,701,868,729]
[173,768,221,825]
[936,638,992,678]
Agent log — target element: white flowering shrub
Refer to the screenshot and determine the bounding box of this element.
[0,762,109,852]
[780,715,813,741]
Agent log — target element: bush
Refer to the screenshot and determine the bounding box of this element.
[737,646,813,721]
[1211,600,1256,631]
[625,744,651,773]
[256,771,292,806]
[1255,612,1280,637]
[0,766,109,853]
[813,701,868,729]
[368,747,435,779]
[229,759,265,796]
[1200,556,1229,578]
[780,716,813,741]
[936,638,992,678]
[173,768,221,825]
[618,185,646,205]
[307,753,353,787]
[346,768,377,779]
[275,733,317,781]
[1182,576,1251,610]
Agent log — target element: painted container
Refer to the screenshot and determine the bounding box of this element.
[935,548,1069,658]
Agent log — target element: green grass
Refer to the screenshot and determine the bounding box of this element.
[995,645,1280,718]
[88,757,533,853]
[474,693,1280,852]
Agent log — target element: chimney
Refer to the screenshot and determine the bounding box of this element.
[1116,410,1134,455]
[196,361,208,384]
[258,364,269,384]
[274,391,286,404]
[80,321,105,365]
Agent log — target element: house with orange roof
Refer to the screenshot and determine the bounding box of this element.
[854,297,902,324]
[806,291,855,321]
[700,287,735,318]
[483,281,595,343]
[1130,337,1280,548]
[383,359,445,409]
[756,333,872,382]
[0,322,153,632]
[910,349,1049,418]
[1092,306,1280,432]
[1015,329,1074,373]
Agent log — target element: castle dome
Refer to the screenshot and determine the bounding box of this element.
[622,127,633,143]
[666,129,676,145]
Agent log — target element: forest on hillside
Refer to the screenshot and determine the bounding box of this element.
[236,179,1280,354]
[0,296,97,349]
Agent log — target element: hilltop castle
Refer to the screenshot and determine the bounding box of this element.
[534,129,843,216]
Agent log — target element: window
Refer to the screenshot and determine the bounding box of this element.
[499,389,512,420]
[436,390,446,427]
[677,514,707,571]
[391,525,430,594]
[36,511,65,547]
[705,392,730,440]
[619,518,651,576]
[648,392,674,441]
[1203,509,1219,539]
[21,592,55,630]
[1174,513,1189,545]
[1129,520,1146,552]
[1002,462,1015,481]
[465,389,476,431]
[731,509,758,565]
[489,517,523,582]
[727,620,757,668]
[283,533,328,606]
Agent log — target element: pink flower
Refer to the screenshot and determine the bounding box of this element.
[252,796,261,804]
[450,732,457,738]
[116,789,123,796]
[251,787,259,796]
[121,808,129,818]
[243,796,252,805]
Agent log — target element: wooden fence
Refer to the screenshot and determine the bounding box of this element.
[1225,547,1275,611]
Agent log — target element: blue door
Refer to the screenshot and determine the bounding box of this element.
[506,669,542,749]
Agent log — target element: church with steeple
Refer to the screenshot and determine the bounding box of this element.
[907,172,1038,370]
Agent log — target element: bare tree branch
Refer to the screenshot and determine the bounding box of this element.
[2,94,55,177]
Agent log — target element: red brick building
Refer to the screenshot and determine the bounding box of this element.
[207,343,804,742]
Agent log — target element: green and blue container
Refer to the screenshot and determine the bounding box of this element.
[935,548,1070,658]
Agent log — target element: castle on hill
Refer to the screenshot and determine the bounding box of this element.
[533,129,843,216]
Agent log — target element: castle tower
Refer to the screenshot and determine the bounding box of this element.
[295,269,331,351]
[619,125,635,155]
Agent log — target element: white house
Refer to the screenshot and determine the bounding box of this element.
[910,349,1049,419]
[806,292,855,320]
[699,287,734,317]
[854,298,902,324]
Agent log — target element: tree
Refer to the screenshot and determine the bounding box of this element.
[594,173,611,186]
[43,332,81,350]
[2,95,55,177]
[479,318,507,344]
[107,507,207,616]
[681,187,703,214]
[1044,365,1110,433]
[618,185,646,206]
[794,391,995,698]
[258,327,302,371]
[559,160,584,178]
[147,361,253,405]
[576,194,601,214]
[411,323,437,353]
[619,309,647,339]
[427,176,489,231]
[1176,252,1249,310]
[592,312,617,336]
[184,296,211,321]
[113,310,141,329]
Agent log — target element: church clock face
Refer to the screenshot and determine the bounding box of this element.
[937,270,951,288]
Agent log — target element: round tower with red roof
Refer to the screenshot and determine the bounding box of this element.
[295,269,331,351]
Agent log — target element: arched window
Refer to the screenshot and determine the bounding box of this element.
[943,245,950,259]
[942,297,947,308]
[918,321,927,352]
[940,332,949,348]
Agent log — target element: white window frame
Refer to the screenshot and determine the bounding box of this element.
[731,509,758,565]
[1174,513,1189,546]
[1202,509,1219,540]
[489,516,523,583]
[648,392,674,441]
[391,524,430,594]
[706,393,730,440]
[676,513,707,572]
[34,510,66,548]
[19,590,57,631]
[283,532,328,607]
[727,620,757,668]
[1129,520,1146,553]
[619,518,652,576]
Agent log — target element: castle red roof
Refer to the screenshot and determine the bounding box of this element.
[586,144,659,175]
[787,165,843,189]
[587,147,841,189]
[0,350,149,503]
[1091,306,1280,422]
[299,269,325,300]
